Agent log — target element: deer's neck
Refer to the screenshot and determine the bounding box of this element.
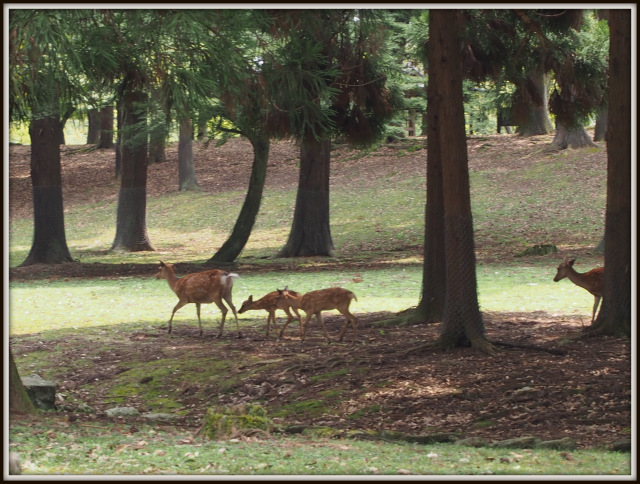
[566,268,591,291]
[165,271,180,294]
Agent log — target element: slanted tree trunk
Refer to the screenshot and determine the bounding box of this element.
[278,136,334,257]
[551,123,598,149]
[111,79,154,252]
[210,133,270,263]
[593,9,631,337]
[58,104,74,145]
[21,114,74,266]
[178,115,200,191]
[97,105,114,149]
[9,350,35,414]
[514,68,553,136]
[430,10,493,354]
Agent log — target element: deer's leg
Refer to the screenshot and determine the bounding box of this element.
[300,313,314,342]
[265,310,276,338]
[337,310,357,342]
[215,301,228,338]
[592,296,602,324]
[316,312,332,343]
[223,293,241,337]
[278,309,293,338]
[196,303,203,337]
[169,300,188,334]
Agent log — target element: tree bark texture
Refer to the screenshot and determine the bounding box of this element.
[87,108,100,144]
[211,134,270,263]
[21,115,74,265]
[593,9,631,337]
[178,115,200,191]
[429,10,488,351]
[593,106,608,142]
[551,123,598,149]
[111,82,154,252]
[416,29,446,323]
[9,350,36,414]
[98,105,114,149]
[278,137,335,257]
[514,68,553,136]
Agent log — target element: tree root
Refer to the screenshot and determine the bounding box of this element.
[490,340,567,356]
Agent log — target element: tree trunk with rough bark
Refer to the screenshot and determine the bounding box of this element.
[97,106,114,149]
[21,115,74,266]
[278,136,334,257]
[111,81,154,252]
[9,350,36,414]
[87,108,100,144]
[514,68,553,136]
[593,9,631,337]
[551,123,598,149]
[430,10,493,354]
[210,134,270,263]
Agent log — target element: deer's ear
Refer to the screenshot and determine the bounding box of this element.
[569,259,576,266]
[159,261,165,266]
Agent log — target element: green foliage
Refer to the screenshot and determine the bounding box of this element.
[201,404,275,440]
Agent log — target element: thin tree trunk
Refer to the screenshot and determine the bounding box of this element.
[593,106,608,142]
[593,9,631,337]
[178,116,200,191]
[21,115,74,266]
[111,81,154,252]
[277,136,334,257]
[115,105,122,179]
[210,134,270,263]
[430,10,493,354]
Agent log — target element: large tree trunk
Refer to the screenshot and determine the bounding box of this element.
[111,81,154,252]
[277,136,334,257]
[551,123,598,149]
[21,115,74,266]
[178,115,200,191]
[9,350,36,414]
[210,133,270,263]
[592,9,631,337]
[514,68,553,136]
[430,10,492,354]
[97,105,114,149]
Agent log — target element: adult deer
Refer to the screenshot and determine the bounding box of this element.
[155,261,240,338]
[238,288,304,339]
[553,256,604,324]
[277,287,358,343]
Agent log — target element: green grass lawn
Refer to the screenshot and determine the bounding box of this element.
[9,419,631,476]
